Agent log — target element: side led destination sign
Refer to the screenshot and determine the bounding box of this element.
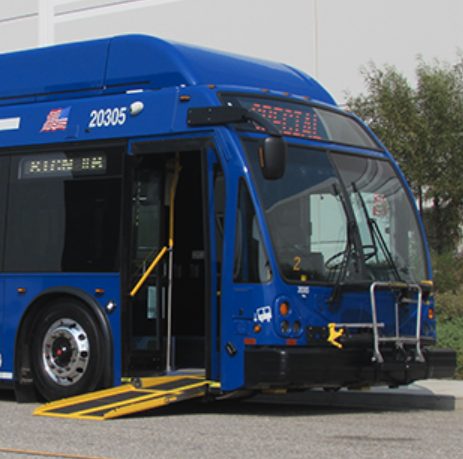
[20,154,106,179]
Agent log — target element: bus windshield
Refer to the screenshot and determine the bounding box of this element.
[243,140,428,284]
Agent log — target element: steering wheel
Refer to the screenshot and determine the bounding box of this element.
[324,250,347,270]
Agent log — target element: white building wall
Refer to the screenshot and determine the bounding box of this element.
[0,2,38,51]
[0,0,462,104]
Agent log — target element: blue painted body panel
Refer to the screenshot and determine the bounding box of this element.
[0,39,109,104]
[0,35,334,106]
[0,274,122,385]
[0,35,435,391]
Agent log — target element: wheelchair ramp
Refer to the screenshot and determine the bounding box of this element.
[34,374,211,420]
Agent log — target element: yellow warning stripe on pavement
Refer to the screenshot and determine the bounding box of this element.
[34,375,212,421]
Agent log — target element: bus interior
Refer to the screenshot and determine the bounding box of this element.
[126,149,208,376]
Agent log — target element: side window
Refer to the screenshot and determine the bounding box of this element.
[5,149,122,272]
[233,179,271,283]
[0,157,9,270]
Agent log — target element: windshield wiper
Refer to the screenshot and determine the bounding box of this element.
[352,182,402,282]
[327,184,361,306]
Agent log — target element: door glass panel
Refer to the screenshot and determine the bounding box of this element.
[129,161,165,366]
[132,169,162,276]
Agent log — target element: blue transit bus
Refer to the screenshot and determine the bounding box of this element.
[0,35,455,403]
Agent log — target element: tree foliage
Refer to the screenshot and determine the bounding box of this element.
[346,59,463,254]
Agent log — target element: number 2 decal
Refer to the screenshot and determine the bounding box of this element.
[88,107,127,128]
[293,256,301,272]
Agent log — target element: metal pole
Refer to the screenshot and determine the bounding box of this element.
[165,246,174,373]
[38,0,54,46]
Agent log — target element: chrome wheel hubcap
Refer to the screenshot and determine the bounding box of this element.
[42,318,90,386]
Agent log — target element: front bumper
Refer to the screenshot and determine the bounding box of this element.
[244,346,456,389]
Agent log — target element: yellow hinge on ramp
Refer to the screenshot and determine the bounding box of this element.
[34,374,214,421]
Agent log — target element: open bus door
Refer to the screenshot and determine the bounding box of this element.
[124,143,222,381]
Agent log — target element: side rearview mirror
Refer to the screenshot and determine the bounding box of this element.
[260,136,287,180]
[187,106,286,179]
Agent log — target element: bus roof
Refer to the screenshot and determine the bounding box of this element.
[0,34,335,106]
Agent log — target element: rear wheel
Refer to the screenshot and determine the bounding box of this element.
[31,298,105,401]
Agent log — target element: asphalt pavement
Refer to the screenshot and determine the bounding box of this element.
[1,380,463,459]
[1,383,463,459]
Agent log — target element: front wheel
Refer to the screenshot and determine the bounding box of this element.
[31,298,105,401]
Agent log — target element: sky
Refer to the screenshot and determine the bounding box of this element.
[314,0,463,102]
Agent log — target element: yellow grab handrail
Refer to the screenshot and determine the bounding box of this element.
[129,245,168,297]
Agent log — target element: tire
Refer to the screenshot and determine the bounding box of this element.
[31,298,105,401]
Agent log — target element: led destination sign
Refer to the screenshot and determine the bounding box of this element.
[20,154,106,179]
[221,95,380,150]
[249,101,322,139]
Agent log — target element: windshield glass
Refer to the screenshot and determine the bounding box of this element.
[243,140,428,284]
[331,154,427,283]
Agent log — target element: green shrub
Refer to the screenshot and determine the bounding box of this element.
[435,290,463,379]
[432,251,463,293]
[436,317,463,378]
[435,290,463,321]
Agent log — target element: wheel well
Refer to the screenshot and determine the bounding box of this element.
[14,290,113,401]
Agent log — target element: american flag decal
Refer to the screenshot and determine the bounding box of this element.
[41,107,71,132]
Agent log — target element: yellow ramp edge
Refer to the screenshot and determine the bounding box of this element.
[34,374,212,421]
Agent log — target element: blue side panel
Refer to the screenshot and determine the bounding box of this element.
[0,89,178,148]
[0,39,110,104]
[0,273,122,385]
[173,43,336,104]
[0,34,336,106]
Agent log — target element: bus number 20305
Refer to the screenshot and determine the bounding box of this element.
[88,107,127,128]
